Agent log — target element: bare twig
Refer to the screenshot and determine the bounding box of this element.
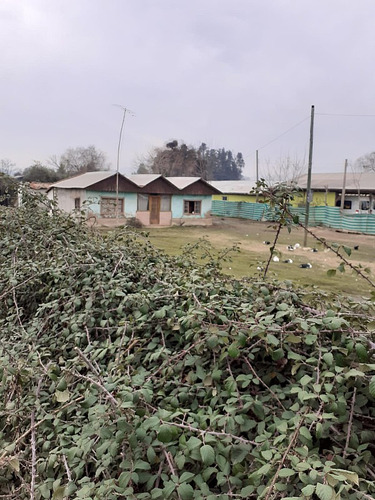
[161,420,258,446]
[0,396,84,465]
[62,454,72,482]
[291,213,375,289]
[74,347,100,375]
[343,387,357,458]
[243,357,286,411]
[263,221,283,279]
[264,413,306,500]
[30,411,36,500]
[66,370,119,409]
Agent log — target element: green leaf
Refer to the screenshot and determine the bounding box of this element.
[231,444,251,464]
[240,485,255,497]
[323,352,333,366]
[315,483,335,500]
[55,389,70,403]
[278,468,296,478]
[52,487,66,500]
[157,425,173,443]
[369,376,375,398]
[342,245,352,257]
[301,484,315,496]
[326,269,336,277]
[177,482,194,500]
[200,444,215,466]
[228,343,240,358]
[179,472,195,483]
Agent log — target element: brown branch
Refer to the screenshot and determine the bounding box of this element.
[0,396,84,465]
[263,221,283,279]
[162,420,258,446]
[62,454,72,482]
[264,413,306,500]
[30,411,36,500]
[343,387,357,458]
[292,213,375,289]
[243,357,286,411]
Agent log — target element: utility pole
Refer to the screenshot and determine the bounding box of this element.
[255,149,259,202]
[340,159,348,213]
[113,105,135,219]
[303,105,315,247]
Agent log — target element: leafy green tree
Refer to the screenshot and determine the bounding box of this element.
[136,141,244,179]
[0,173,18,206]
[22,162,61,183]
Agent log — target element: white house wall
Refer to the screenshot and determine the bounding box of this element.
[48,188,86,212]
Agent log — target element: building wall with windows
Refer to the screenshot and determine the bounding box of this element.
[47,188,86,212]
[171,195,212,219]
[85,190,137,218]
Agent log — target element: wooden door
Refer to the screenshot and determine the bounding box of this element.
[149,196,160,224]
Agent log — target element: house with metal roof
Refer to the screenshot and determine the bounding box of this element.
[296,172,375,213]
[47,171,220,226]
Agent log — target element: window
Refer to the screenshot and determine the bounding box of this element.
[160,195,171,212]
[184,200,201,215]
[343,200,352,210]
[100,197,124,218]
[137,194,149,211]
[360,200,370,211]
[74,197,81,209]
[222,196,228,201]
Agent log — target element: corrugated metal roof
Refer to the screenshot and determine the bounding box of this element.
[208,180,256,194]
[166,177,201,189]
[296,172,375,191]
[48,171,116,189]
[128,174,162,187]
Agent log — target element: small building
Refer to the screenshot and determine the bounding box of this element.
[46,171,220,226]
[296,172,375,214]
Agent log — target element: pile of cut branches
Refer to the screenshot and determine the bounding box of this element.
[1,191,375,500]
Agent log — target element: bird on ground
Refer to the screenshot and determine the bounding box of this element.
[294,243,300,249]
[300,263,312,269]
[311,248,318,252]
[257,266,264,271]
[354,245,359,250]
[263,241,271,245]
[283,259,293,264]
[272,256,279,262]
[287,245,295,251]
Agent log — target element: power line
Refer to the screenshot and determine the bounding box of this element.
[257,116,310,151]
[316,112,375,117]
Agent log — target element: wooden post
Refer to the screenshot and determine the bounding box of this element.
[340,159,348,213]
[303,105,315,247]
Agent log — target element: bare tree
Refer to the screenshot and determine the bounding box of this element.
[262,154,306,185]
[0,159,15,176]
[49,146,110,178]
[355,151,375,172]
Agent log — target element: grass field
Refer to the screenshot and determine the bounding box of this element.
[144,217,375,297]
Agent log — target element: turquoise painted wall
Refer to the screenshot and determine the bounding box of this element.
[85,191,137,217]
[172,195,212,218]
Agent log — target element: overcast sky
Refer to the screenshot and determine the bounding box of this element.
[1,0,375,179]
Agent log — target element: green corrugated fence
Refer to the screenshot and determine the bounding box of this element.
[212,201,375,235]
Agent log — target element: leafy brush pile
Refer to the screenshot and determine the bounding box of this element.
[1,193,375,500]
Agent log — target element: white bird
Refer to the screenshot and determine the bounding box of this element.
[300,263,312,269]
[272,256,279,262]
[294,243,300,249]
[287,245,295,251]
[283,259,293,264]
[256,266,264,271]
